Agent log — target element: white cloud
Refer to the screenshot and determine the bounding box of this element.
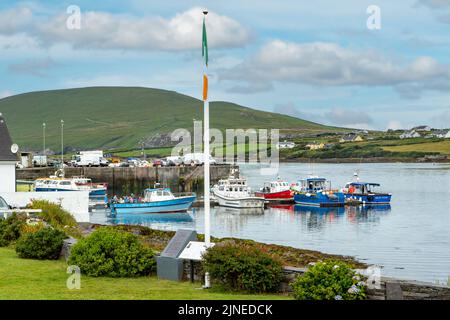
[387,120,404,130]
[8,57,58,77]
[0,90,13,99]
[416,0,450,8]
[0,7,250,52]
[324,107,374,128]
[220,40,450,98]
[0,7,33,33]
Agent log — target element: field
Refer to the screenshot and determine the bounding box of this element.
[0,247,290,300]
[382,140,450,155]
[0,87,341,151]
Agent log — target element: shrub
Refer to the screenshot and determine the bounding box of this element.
[28,200,81,238]
[202,241,284,293]
[68,227,156,277]
[0,213,27,247]
[291,260,366,300]
[15,227,67,260]
[20,221,46,234]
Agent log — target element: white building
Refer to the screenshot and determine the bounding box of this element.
[0,114,19,193]
[412,125,431,132]
[446,131,450,139]
[400,130,421,139]
[276,140,295,149]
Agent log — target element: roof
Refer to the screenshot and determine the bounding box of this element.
[0,114,19,162]
[348,182,380,187]
[302,177,326,182]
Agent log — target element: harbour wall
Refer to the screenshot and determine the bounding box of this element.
[17,165,234,195]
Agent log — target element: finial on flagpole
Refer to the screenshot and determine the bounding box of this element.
[203,9,208,15]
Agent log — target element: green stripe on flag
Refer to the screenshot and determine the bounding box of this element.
[202,17,208,66]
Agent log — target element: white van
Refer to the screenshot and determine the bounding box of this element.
[182,153,217,166]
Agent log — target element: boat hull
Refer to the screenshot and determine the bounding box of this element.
[254,189,293,202]
[344,193,391,205]
[110,195,196,214]
[214,194,265,208]
[294,192,345,207]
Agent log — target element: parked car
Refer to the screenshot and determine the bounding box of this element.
[152,159,164,167]
[182,153,217,166]
[165,156,183,166]
[0,196,12,211]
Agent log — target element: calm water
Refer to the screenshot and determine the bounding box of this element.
[91,163,450,283]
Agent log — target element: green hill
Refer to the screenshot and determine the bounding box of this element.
[0,87,341,151]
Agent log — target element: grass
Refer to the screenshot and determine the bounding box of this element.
[382,139,450,155]
[16,184,34,192]
[0,86,337,151]
[0,247,290,300]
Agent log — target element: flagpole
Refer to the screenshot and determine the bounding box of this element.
[202,9,211,289]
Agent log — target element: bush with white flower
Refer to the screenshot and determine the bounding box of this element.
[291,260,367,300]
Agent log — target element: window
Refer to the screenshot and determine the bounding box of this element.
[0,197,8,209]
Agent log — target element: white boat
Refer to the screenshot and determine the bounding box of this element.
[212,176,265,208]
[34,175,108,205]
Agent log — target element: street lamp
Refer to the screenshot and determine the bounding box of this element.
[42,122,46,156]
[61,120,64,173]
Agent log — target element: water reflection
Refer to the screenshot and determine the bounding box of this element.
[214,206,264,234]
[96,211,194,230]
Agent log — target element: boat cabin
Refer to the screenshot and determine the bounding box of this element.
[144,188,176,202]
[261,180,290,193]
[215,178,252,196]
[297,178,329,192]
[345,182,381,195]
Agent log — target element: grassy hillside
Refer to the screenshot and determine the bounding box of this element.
[382,140,450,155]
[0,87,341,151]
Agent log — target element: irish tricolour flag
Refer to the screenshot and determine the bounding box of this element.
[202,15,208,101]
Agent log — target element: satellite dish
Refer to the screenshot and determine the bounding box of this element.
[11,144,19,154]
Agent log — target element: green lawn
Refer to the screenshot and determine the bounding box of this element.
[382,139,450,155]
[0,248,290,300]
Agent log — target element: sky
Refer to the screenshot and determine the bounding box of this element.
[0,0,450,130]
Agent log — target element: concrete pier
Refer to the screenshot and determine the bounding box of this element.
[17,164,233,195]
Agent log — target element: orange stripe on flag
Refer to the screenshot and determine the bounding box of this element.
[203,74,208,101]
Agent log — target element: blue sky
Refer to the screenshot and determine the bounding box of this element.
[1,0,450,130]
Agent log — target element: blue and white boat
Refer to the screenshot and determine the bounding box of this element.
[292,177,345,207]
[110,188,196,214]
[34,176,108,205]
[342,182,392,205]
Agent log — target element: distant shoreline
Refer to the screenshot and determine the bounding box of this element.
[279,157,450,164]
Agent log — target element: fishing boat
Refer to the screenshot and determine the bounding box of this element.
[109,188,196,214]
[342,182,392,205]
[292,177,345,207]
[254,178,294,202]
[34,176,108,205]
[212,176,265,208]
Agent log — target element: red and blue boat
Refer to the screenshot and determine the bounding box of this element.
[255,178,294,203]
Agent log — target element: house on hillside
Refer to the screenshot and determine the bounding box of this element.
[400,130,421,139]
[412,125,431,132]
[0,113,19,193]
[446,131,450,139]
[429,130,449,139]
[276,141,295,149]
[305,142,325,150]
[339,134,364,143]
